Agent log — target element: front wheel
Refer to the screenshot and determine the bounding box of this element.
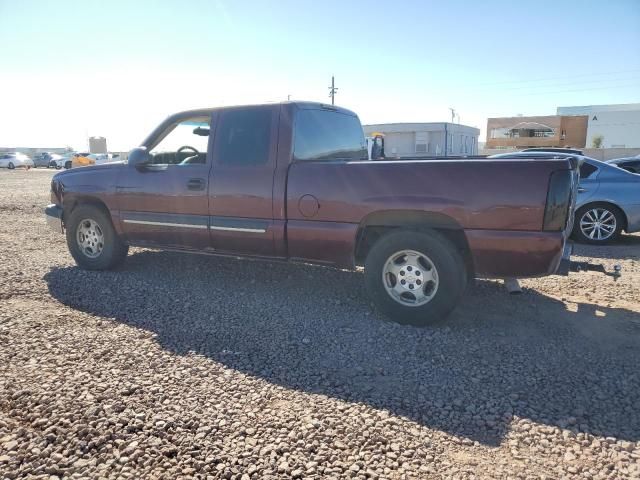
[572,203,623,244]
[7,162,15,170]
[364,230,467,326]
[65,205,129,270]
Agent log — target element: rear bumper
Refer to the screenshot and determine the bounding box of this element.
[45,204,64,233]
[466,229,566,278]
[555,242,574,275]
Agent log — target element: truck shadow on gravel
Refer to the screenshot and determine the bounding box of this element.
[44,250,640,446]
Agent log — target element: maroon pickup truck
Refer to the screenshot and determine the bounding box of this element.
[46,101,579,325]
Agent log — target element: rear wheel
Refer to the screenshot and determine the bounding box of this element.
[65,205,129,270]
[573,203,623,244]
[7,162,15,170]
[364,230,467,326]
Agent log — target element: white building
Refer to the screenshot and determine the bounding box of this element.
[556,103,640,148]
[363,123,480,157]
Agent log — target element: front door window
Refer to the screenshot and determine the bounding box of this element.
[150,117,210,165]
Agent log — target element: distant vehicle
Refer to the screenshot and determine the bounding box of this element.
[50,153,74,170]
[490,151,640,244]
[522,147,584,156]
[72,152,94,168]
[46,154,65,168]
[0,152,34,169]
[88,153,117,165]
[33,152,55,168]
[606,156,640,174]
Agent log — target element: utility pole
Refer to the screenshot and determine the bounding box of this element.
[328,76,338,105]
[449,107,456,123]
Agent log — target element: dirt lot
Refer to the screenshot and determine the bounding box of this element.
[1,169,639,479]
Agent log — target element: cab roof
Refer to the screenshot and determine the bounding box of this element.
[167,101,358,120]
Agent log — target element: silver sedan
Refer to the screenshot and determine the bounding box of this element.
[489,152,640,244]
[574,157,640,244]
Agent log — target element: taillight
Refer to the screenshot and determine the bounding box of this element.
[543,170,572,231]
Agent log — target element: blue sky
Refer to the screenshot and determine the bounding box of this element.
[1,0,639,149]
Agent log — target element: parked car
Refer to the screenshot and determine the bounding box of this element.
[46,154,64,169]
[0,152,33,169]
[522,147,584,156]
[50,154,74,170]
[88,153,116,165]
[72,152,94,168]
[490,151,640,244]
[606,156,640,174]
[33,152,54,168]
[46,101,588,325]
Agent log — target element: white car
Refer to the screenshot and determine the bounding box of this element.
[0,152,34,169]
[88,153,116,165]
[50,154,74,170]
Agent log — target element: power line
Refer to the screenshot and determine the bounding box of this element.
[517,82,640,96]
[472,68,640,87]
[488,75,640,92]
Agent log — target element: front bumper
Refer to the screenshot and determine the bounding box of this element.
[45,204,64,233]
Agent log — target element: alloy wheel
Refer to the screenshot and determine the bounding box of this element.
[580,208,616,241]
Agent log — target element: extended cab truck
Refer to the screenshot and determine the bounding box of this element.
[45,102,579,325]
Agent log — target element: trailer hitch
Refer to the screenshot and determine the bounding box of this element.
[568,261,622,281]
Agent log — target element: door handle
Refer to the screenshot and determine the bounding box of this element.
[187,178,205,191]
[578,187,587,193]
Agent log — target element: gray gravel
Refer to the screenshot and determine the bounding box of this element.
[1,169,640,479]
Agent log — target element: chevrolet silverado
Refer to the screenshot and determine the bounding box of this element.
[46,101,580,325]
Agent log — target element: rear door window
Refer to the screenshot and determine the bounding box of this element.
[294,109,367,161]
[214,107,273,166]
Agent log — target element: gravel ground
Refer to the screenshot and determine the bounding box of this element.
[1,169,639,479]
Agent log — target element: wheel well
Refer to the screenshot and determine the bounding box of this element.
[354,211,474,277]
[63,197,111,224]
[577,201,628,231]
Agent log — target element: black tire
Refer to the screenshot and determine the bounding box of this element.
[8,162,15,170]
[572,202,624,245]
[55,165,62,170]
[364,230,467,326]
[64,161,72,169]
[65,205,129,270]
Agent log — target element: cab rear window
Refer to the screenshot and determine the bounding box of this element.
[293,109,367,162]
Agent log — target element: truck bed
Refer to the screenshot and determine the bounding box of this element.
[285,156,577,276]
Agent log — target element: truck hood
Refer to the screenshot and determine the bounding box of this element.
[52,161,126,181]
